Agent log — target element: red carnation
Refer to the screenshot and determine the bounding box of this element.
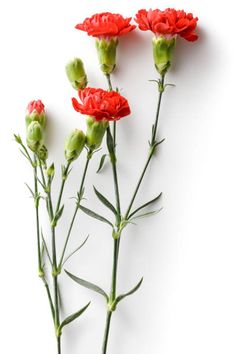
[72,88,131,122]
[135,8,198,42]
[75,12,136,38]
[27,100,45,115]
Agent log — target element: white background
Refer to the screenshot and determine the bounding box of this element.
[1,0,236,353]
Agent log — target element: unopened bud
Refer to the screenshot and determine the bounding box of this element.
[65,58,88,90]
[65,129,86,162]
[152,36,176,76]
[86,116,108,150]
[25,100,46,129]
[47,163,55,177]
[26,121,43,152]
[96,38,118,74]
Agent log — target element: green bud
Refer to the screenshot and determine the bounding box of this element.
[26,121,43,152]
[152,36,176,76]
[37,145,48,162]
[86,116,108,150]
[96,38,118,74]
[65,58,88,90]
[65,129,86,162]
[47,163,55,177]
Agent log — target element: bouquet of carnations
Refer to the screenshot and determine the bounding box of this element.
[15,8,198,354]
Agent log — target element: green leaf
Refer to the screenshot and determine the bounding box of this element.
[93,187,117,216]
[41,230,53,266]
[25,183,35,198]
[52,205,64,226]
[58,302,90,335]
[62,235,89,266]
[129,209,162,222]
[79,205,114,228]
[65,270,109,301]
[96,154,107,173]
[128,193,162,219]
[115,277,143,305]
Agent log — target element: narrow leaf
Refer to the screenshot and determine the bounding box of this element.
[41,230,53,266]
[115,277,143,305]
[65,270,108,301]
[62,235,89,266]
[25,183,35,198]
[53,205,64,225]
[58,302,90,333]
[128,193,162,219]
[129,209,162,222]
[79,205,114,228]
[93,187,117,216]
[96,154,107,173]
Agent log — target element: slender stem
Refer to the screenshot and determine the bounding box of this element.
[105,74,112,91]
[57,336,61,354]
[105,74,117,145]
[58,152,91,268]
[102,311,112,354]
[33,155,42,272]
[151,75,165,146]
[55,162,71,214]
[125,75,165,219]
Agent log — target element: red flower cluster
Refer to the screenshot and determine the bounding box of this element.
[135,8,198,42]
[27,100,45,114]
[72,88,131,121]
[75,12,136,38]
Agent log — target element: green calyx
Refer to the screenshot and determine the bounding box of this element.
[26,121,44,152]
[65,129,86,162]
[25,111,46,130]
[65,58,88,90]
[86,116,108,150]
[152,35,176,76]
[96,38,118,74]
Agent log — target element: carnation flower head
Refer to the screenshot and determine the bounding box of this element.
[135,8,198,42]
[25,99,46,129]
[72,87,131,122]
[75,12,136,38]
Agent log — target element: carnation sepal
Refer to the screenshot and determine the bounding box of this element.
[128,192,162,219]
[65,270,109,301]
[96,38,118,74]
[96,154,107,173]
[93,186,117,216]
[56,302,91,337]
[79,205,114,229]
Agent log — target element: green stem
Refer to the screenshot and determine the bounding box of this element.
[105,74,112,91]
[57,336,61,354]
[55,162,71,214]
[102,311,112,354]
[33,155,42,273]
[58,152,92,268]
[125,75,165,219]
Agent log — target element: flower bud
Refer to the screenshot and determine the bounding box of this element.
[37,145,48,162]
[25,100,46,129]
[96,38,118,74]
[47,163,55,177]
[86,116,108,150]
[26,121,43,152]
[65,129,86,162]
[152,36,176,76]
[65,58,88,90]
